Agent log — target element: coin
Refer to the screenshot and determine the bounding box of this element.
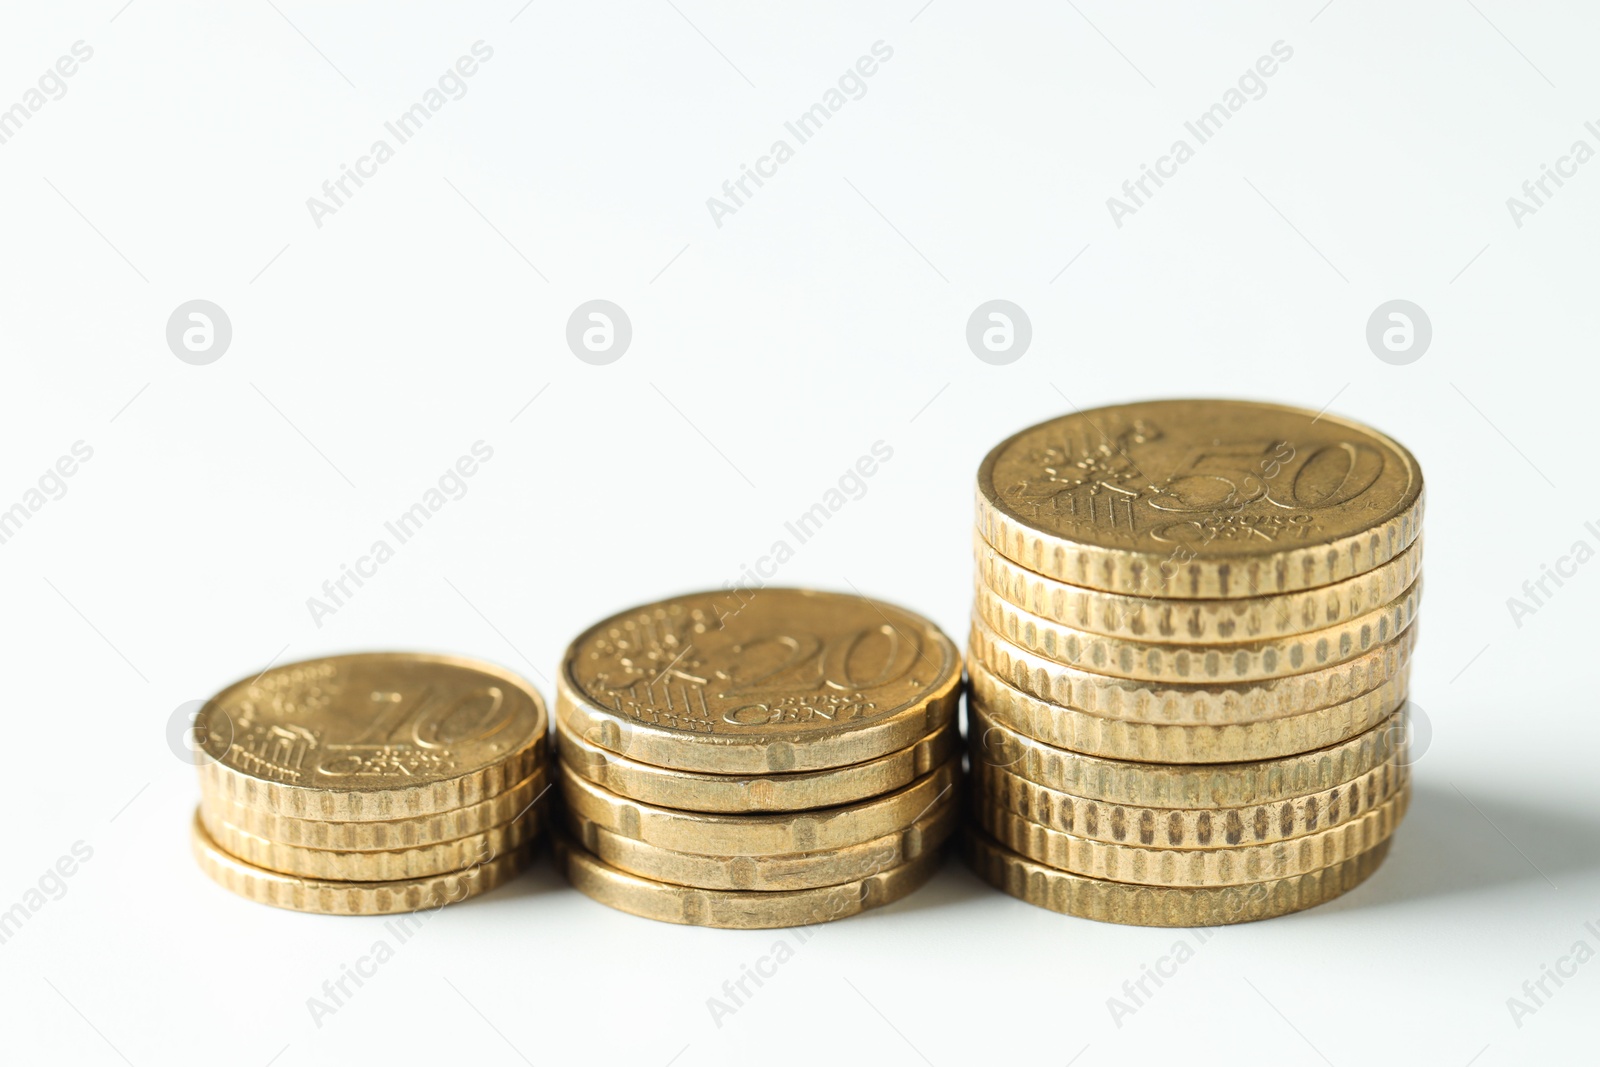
[970,613,1416,724]
[190,810,531,914]
[559,757,959,856]
[964,828,1392,926]
[971,657,1408,763]
[554,833,943,928]
[970,755,1404,848]
[556,720,957,813]
[566,798,958,891]
[975,534,1423,643]
[200,806,543,881]
[968,704,1408,808]
[975,781,1408,887]
[196,653,548,821]
[557,588,960,774]
[201,770,550,851]
[975,400,1424,597]
[973,574,1420,682]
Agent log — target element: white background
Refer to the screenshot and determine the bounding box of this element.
[2,2,1597,1064]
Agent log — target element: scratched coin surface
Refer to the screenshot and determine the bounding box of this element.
[976,400,1424,597]
[558,758,960,856]
[964,829,1392,927]
[557,588,961,774]
[554,832,944,928]
[195,653,548,821]
[190,811,532,915]
[557,720,957,814]
[566,798,958,891]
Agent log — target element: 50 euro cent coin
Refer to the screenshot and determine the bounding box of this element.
[975,399,1423,597]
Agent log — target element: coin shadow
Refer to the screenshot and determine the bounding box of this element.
[1347,778,1600,909]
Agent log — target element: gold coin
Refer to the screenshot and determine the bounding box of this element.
[968,704,1407,808]
[196,653,548,821]
[974,574,1420,683]
[201,770,550,851]
[200,806,543,881]
[554,833,943,929]
[557,757,959,856]
[974,781,1409,887]
[964,828,1392,926]
[190,811,530,914]
[970,656,1408,763]
[975,399,1424,597]
[556,721,957,813]
[970,755,1404,848]
[970,612,1416,724]
[975,533,1423,644]
[557,588,960,774]
[565,797,958,891]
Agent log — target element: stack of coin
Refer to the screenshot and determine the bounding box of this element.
[553,588,962,928]
[191,653,550,915]
[964,399,1423,925]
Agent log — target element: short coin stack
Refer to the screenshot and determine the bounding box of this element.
[192,653,549,914]
[964,399,1423,925]
[553,588,962,928]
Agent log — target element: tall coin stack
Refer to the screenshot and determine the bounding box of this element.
[192,653,549,915]
[964,400,1423,925]
[553,589,962,928]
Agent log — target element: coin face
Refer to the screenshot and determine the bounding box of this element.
[196,653,547,819]
[977,400,1424,596]
[560,588,960,773]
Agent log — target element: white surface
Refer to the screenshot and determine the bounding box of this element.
[2,2,1596,1065]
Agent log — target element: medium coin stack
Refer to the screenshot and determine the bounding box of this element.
[553,588,963,928]
[191,653,549,915]
[964,399,1423,926]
